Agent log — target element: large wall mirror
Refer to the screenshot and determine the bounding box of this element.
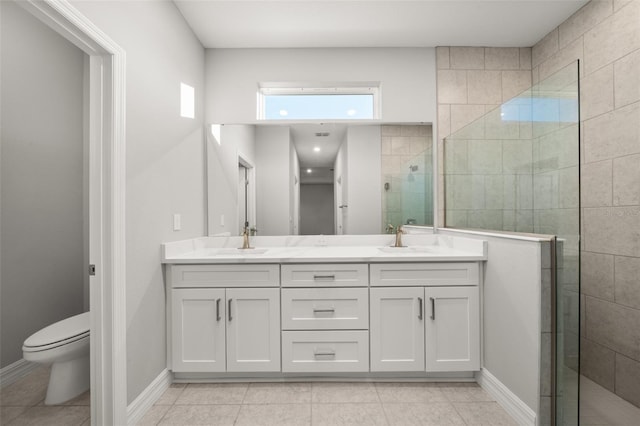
[206,123,433,236]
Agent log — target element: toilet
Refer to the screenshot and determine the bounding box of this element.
[22,312,90,405]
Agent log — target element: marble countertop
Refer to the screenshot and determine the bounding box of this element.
[162,234,487,264]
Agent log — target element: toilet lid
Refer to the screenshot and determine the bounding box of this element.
[23,312,90,349]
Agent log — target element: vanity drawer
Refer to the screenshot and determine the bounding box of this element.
[169,264,280,288]
[370,262,479,287]
[281,264,368,287]
[281,288,369,330]
[281,330,369,372]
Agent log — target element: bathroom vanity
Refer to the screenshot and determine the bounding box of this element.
[162,234,487,380]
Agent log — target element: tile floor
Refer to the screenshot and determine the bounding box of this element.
[137,381,517,426]
[0,366,90,425]
[16,366,640,425]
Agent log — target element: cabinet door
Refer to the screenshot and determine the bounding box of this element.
[226,288,280,372]
[425,286,480,372]
[370,287,425,372]
[171,288,226,372]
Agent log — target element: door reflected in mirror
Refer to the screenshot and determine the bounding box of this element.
[206,123,433,236]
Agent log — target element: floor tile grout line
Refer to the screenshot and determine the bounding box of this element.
[309,389,313,426]
[372,382,391,425]
[233,385,250,425]
[449,399,471,426]
[154,403,171,426]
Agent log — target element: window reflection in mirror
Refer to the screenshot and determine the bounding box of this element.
[206,123,433,236]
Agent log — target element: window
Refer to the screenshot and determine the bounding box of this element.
[258,85,380,121]
[180,82,195,118]
[500,96,578,123]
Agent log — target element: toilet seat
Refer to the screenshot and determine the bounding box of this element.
[23,312,90,352]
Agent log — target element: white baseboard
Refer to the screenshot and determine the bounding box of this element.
[0,358,40,389]
[476,368,537,426]
[127,368,172,426]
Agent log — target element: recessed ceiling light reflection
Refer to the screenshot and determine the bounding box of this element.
[347,109,357,116]
[279,110,288,116]
[307,169,312,174]
[313,147,321,152]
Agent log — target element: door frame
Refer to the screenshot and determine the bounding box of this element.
[18,1,127,424]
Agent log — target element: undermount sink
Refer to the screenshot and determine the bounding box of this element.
[378,246,435,254]
[211,248,269,255]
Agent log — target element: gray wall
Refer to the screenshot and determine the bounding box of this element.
[207,125,256,236]
[255,126,293,235]
[439,230,548,418]
[69,0,206,404]
[300,184,334,235]
[205,48,437,124]
[0,1,86,369]
[344,126,382,234]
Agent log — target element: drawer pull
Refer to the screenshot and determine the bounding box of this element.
[216,298,221,321]
[313,349,336,358]
[228,298,233,321]
[313,308,336,314]
[418,297,423,320]
[430,297,435,320]
[313,274,336,281]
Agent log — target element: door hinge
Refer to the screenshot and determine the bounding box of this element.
[89,264,96,276]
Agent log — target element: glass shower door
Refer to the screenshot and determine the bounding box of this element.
[443,61,581,425]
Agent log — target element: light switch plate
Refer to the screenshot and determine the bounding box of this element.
[173,214,181,231]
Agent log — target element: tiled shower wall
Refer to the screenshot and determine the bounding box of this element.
[381,125,433,230]
[436,47,533,224]
[436,0,640,408]
[532,0,640,408]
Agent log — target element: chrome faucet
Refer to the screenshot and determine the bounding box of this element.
[394,225,405,247]
[241,226,252,249]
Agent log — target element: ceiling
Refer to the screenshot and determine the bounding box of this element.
[174,0,587,49]
[290,123,348,167]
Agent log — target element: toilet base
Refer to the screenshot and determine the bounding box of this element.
[44,354,90,405]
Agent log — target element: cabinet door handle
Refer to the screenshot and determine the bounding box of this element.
[313,348,336,358]
[313,274,336,281]
[418,297,423,320]
[216,298,221,322]
[228,298,233,321]
[313,308,335,314]
[430,297,435,320]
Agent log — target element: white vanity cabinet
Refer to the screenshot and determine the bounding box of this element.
[370,263,481,373]
[166,258,482,377]
[168,265,281,373]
